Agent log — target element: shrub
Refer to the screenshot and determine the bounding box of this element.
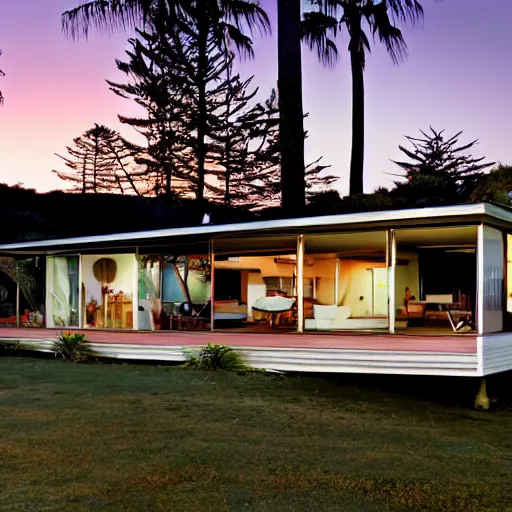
[184,343,251,373]
[0,340,19,357]
[53,332,96,363]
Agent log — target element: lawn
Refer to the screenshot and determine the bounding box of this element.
[1,357,512,511]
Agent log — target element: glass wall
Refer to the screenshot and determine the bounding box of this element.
[394,226,477,334]
[214,253,299,330]
[46,256,79,328]
[303,231,389,332]
[138,254,211,331]
[0,256,45,328]
[82,254,136,329]
[0,264,18,327]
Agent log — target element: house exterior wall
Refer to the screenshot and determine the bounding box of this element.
[481,333,512,375]
[478,225,504,333]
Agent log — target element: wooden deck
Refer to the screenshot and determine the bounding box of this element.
[0,327,477,354]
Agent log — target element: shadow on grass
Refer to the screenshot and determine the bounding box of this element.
[1,357,512,511]
[3,341,512,410]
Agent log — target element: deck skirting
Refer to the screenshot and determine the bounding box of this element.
[3,338,480,377]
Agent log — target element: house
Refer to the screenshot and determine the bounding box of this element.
[0,202,511,378]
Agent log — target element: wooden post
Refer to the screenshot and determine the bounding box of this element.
[210,239,215,332]
[388,230,396,334]
[296,234,305,333]
[474,378,490,410]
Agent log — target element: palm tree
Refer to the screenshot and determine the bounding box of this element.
[61,0,270,203]
[303,0,423,196]
[61,1,269,57]
[277,0,306,215]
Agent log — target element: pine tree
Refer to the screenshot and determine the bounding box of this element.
[54,124,144,194]
[392,127,495,205]
[54,132,100,194]
[108,30,194,199]
[241,90,337,209]
[108,7,254,202]
[105,5,336,208]
[209,83,337,210]
[96,128,146,195]
[207,73,281,208]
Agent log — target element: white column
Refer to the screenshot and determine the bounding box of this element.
[334,258,340,306]
[388,229,396,334]
[132,250,139,331]
[210,239,215,332]
[15,279,20,328]
[78,254,83,329]
[296,235,305,333]
[476,223,484,335]
[45,256,53,329]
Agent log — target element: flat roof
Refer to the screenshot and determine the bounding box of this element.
[0,203,509,254]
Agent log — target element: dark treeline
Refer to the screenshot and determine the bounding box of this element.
[5,126,512,243]
[0,185,254,244]
[2,165,511,245]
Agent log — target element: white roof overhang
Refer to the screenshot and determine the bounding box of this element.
[0,203,509,256]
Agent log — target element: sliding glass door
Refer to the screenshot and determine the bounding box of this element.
[47,256,80,328]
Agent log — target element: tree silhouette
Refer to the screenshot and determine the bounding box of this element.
[391,127,495,205]
[206,70,284,208]
[277,0,306,215]
[228,89,337,209]
[303,0,423,196]
[62,0,270,204]
[471,165,512,207]
[61,0,269,58]
[54,124,145,194]
[108,30,193,198]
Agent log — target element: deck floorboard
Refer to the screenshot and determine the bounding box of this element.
[0,327,477,353]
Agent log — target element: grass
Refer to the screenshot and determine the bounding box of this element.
[1,357,512,511]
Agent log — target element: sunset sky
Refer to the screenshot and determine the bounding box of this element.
[0,0,511,196]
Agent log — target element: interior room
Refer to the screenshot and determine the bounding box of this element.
[304,231,389,332]
[395,226,477,334]
[210,226,479,334]
[64,226,480,334]
[82,254,136,329]
[302,226,478,334]
[0,267,20,327]
[138,254,211,331]
[1,257,46,328]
